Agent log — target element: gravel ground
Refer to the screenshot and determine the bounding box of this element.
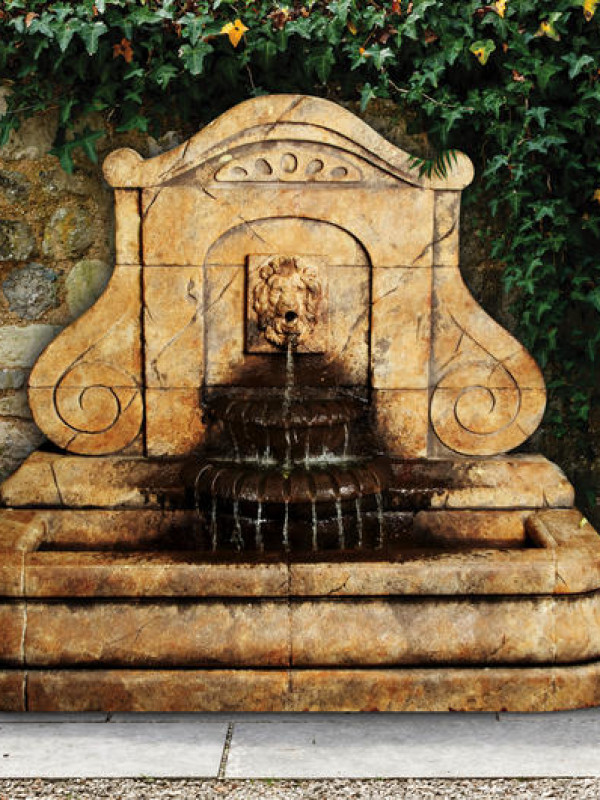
[1,779,600,799]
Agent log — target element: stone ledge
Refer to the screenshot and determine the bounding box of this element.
[0,507,598,598]
[0,451,575,510]
[2,663,598,713]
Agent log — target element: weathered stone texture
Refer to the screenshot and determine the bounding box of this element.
[42,206,94,259]
[2,263,59,319]
[65,259,112,320]
[0,220,35,261]
[0,169,30,204]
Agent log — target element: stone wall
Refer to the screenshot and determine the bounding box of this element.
[0,98,597,523]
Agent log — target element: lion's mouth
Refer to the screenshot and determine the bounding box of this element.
[284,311,298,324]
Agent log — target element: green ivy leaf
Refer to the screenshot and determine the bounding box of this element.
[179,42,213,76]
[78,21,107,55]
[306,44,335,84]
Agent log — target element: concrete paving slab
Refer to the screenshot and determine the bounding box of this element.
[225,713,600,778]
[0,722,228,778]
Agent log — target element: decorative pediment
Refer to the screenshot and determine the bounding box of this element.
[213,142,362,184]
[103,95,474,191]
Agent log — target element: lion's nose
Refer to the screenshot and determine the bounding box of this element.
[285,310,298,324]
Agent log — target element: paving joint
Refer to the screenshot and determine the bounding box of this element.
[217,721,234,779]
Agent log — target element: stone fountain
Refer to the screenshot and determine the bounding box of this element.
[1,95,599,713]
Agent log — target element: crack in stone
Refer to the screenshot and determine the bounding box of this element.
[204,272,238,316]
[338,308,368,357]
[265,96,306,137]
[49,462,65,507]
[142,189,161,220]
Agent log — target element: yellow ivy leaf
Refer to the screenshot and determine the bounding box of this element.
[584,0,599,21]
[347,20,358,35]
[593,189,600,203]
[469,40,496,65]
[494,0,506,17]
[221,19,248,48]
[580,516,589,527]
[536,20,560,40]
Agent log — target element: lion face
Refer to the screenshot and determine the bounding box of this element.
[252,256,322,348]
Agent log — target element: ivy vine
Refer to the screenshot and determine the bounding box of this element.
[1,0,599,446]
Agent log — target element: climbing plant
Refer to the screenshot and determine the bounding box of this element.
[1,0,599,443]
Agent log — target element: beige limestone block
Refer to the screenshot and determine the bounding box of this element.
[20,664,600,713]
[25,553,289,598]
[104,95,473,192]
[25,601,289,667]
[554,595,600,662]
[27,669,289,713]
[40,509,196,551]
[204,265,245,385]
[290,597,562,666]
[114,189,140,264]
[0,509,47,551]
[387,455,574,510]
[47,454,188,508]
[0,604,25,664]
[433,191,460,266]
[288,664,600,713]
[144,267,204,388]
[205,216,369,266]
[0,451,63,508]
[0,552,24,597]
[430,265,545,455]
[326,266,370,384]
[373,389,429,457]
[289,549,557,597]
[431,387,546,457]
[145,388,206,457]
[371,267,431,389]
[0,672,25,712]
[28,266,143,456]
[414,509,529,547]
[0,452,189,509]
[142,184,433,268]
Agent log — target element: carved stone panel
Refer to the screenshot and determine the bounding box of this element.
[246,255,328,354]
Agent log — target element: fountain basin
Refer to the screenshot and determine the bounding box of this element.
[0,451,598,713]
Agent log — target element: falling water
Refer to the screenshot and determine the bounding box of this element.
[304,432,311,469]
[336,498,345,549]
[230,426,241,463]
[283,499,290,551]
[375,492,385,549]
[284,428,292,472]
[255,500,264,552]
[232,499,244,550]
[311,499,318,551]
[355,496,363,549]
[282,337,295,418]
[210,495,218,551]
[343,423,349,458]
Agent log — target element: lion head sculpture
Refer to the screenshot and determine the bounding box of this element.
[252,256,322,348]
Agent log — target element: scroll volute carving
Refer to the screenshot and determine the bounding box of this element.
[28,266,143,455]
[430,265,546,456]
